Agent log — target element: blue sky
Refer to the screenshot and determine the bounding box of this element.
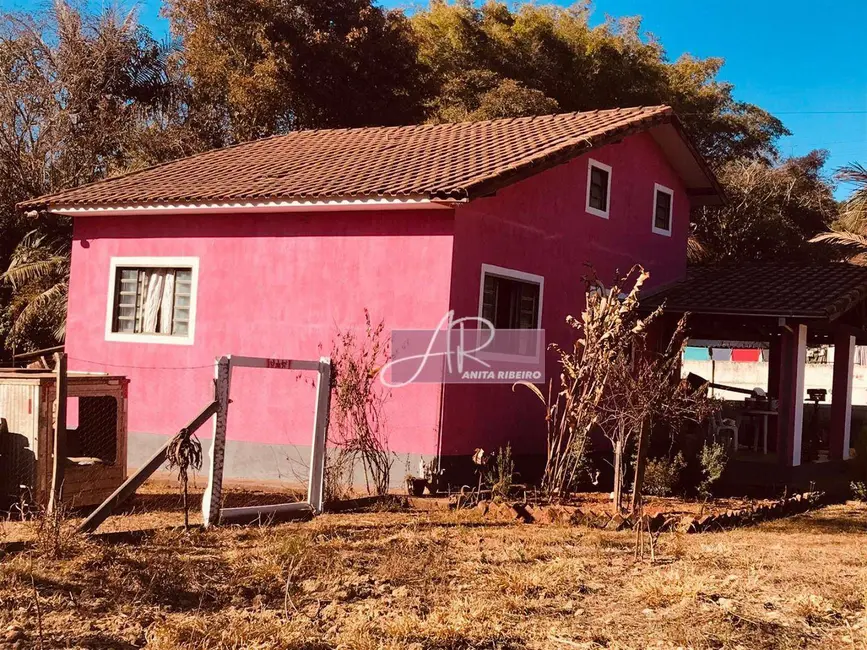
[6,0,866,199]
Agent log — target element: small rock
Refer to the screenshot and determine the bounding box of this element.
[391,586,410,598]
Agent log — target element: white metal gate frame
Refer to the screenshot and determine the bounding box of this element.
[201,354,332,527]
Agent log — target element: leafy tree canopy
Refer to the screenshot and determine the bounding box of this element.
[0,1,190,351]
[411,1,789,165]
[166,0,429,145]
[691,150,839,265]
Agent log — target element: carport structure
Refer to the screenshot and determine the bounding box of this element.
[644,263,867,475]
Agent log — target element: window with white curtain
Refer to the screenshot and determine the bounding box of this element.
[109,264,194,339]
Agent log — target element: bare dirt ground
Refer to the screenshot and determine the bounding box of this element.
[1,496,866,649]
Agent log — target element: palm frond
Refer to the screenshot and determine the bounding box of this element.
[836,163,867,186]
[686,233,711,265]
[809,231,867,262]
[2,256,68,289]
[9,281,68,342]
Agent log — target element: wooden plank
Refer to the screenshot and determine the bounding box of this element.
[219,502,314,525]
[48,353,67,514]
[229,356,319,371]
[307,357,331,513]
[11,345,65,363]
[79,400,219,534]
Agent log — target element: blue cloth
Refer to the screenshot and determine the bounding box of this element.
[683,347,709,361]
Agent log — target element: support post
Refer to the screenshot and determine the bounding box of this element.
[767,337,781,452]
[830,333,856,460]
[776,324,807,467]
[202,356,231,527]
[48,352,67,514]
[307,357,331,513]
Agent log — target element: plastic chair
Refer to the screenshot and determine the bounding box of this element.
[711,411,740,450]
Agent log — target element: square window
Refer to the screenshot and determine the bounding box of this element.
[652,184,674,236]
[586,160,611,219]
[482,274,540,330]
[106,258,198,344]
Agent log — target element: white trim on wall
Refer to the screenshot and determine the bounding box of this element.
[50,196,458,217]
[104,256,200,346]
[585,159,612,220]
[651,182,674,237]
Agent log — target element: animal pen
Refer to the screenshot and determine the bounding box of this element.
[0,369,129,510]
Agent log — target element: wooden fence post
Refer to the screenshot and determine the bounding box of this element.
[202,356,231,527]
[307,357,332,513]
[48,352,67,514]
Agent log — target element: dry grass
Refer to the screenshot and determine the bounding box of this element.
[1,500,867,649]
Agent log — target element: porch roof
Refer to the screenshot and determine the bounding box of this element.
[643,263,867,322]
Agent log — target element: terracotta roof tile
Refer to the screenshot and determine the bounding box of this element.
[643,264,867,320]
[20,105,705,210]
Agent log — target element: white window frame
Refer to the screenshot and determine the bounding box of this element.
[477,263,544,364]
[651,183,674,237]
[585,159,612,219]
[104,256,200,345]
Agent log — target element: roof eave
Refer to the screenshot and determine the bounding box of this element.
[30,195,463,217]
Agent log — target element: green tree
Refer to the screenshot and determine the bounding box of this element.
[412,1,787,165]
[166,0,429,146]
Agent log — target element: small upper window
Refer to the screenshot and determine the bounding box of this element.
[586,159,611,219]
[652,183,674,236]
[111,266,193,338]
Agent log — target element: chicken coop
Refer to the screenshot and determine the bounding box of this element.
[0,371,129,510]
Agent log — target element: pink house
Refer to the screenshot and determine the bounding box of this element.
[22,106,723,484]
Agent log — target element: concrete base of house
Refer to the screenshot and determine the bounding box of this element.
[127,431,428,491]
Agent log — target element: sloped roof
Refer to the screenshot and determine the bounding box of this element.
[642,264,867,321]
[20,105,723,211]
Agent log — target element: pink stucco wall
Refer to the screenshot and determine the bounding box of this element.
[67,210,455,456]
[441,132,690,456]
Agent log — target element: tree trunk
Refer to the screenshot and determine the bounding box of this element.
[631,418,650,512]
[612,438,623,514]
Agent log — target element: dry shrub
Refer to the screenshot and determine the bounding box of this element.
[631,567,711,609]
[643,453,686,497]
[373,594,525,649]
[519,266,717,507]
[492,557,586,598]
[30,502,82,559]
[791,593,840,626]
[146,610,320,650]
[329,310,393,497]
